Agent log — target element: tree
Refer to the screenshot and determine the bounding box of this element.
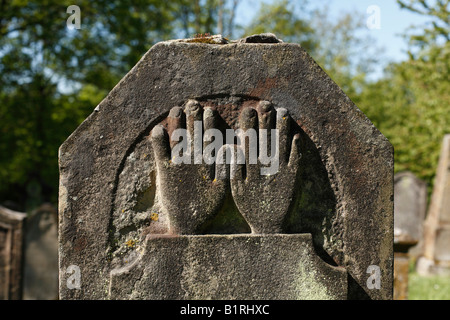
[0,0,195,210]
[172,0,240,38]
[243,0,318,53]
[357,0,449,196]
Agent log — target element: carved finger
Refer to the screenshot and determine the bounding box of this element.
[185,99,202,136]
[288,133,302,169]
[214,144,244,181]
[257,101,276,159]
[230,145,245,181]
[238,107,258,180]
[257,100,275,129]
[215,144,231,181]
[203,107,220,150]
[276,108,290,165]
[185,99,203,164]
[167,106,185,149]
[151,124,171,163]
[239,107,258,131]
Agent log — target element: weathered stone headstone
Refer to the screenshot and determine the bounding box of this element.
[393,172,427,300]
[418,134,450,275]
[23,203,59,300]
[394,172,427,246]
[59,34,394,300]
[0,206,26,300]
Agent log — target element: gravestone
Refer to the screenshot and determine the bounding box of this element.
[394,172,427,246]
[393,172,427,300]
[418,134,450,275]
[59,34,394,300]
[23,203,59,300]
[0,206,26,300]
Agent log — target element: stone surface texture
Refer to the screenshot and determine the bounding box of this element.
[23,203,59,300]
[109,234,347,300]
[0,206,26,300]
[394,172,427,246]
[59,35,394,300]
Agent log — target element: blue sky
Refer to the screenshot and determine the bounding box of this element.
[322,0,430,62]
[235,0,431,76]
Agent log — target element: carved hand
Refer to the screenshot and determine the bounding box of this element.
[151,100,227,235]
[230,101,302,234]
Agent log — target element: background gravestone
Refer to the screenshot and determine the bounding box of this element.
[0,205,26,300]
[59,34,394,300]
[23,203,59,300]
[394,172,427,247]
[418,134,450,275]
[393,171,427,300]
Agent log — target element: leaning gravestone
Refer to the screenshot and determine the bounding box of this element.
[23,203,59,300]
[0,206,26,300]
[59,34,394,300]
[418,134,450,275]
[393,172,427,300]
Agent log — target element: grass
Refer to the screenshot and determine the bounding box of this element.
[408,272,450,300]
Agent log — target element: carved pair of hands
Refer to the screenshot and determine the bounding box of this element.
[151,100,301,235]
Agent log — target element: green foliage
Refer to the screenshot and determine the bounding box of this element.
[357,0,449,196]
[243,0,318,53]
[308,7,382,98]
[0,0,196,209]
[171,0,239,38]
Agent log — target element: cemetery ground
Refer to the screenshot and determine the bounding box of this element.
[408,260,450,300]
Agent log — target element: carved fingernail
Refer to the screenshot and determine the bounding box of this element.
[277,108,288,120]
[258,101,273,113]
[185,99,201,114]
[204,107,214,119]
[169,106,183,118]
[152,124,165,138]
[240,107,257,129]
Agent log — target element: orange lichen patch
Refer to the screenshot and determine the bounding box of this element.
[187,38,216,44]
[194,33,211,38]
[184,33,228,44]
[186,34,216,44]
[150,212,159,221]
[125,239,137,248]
